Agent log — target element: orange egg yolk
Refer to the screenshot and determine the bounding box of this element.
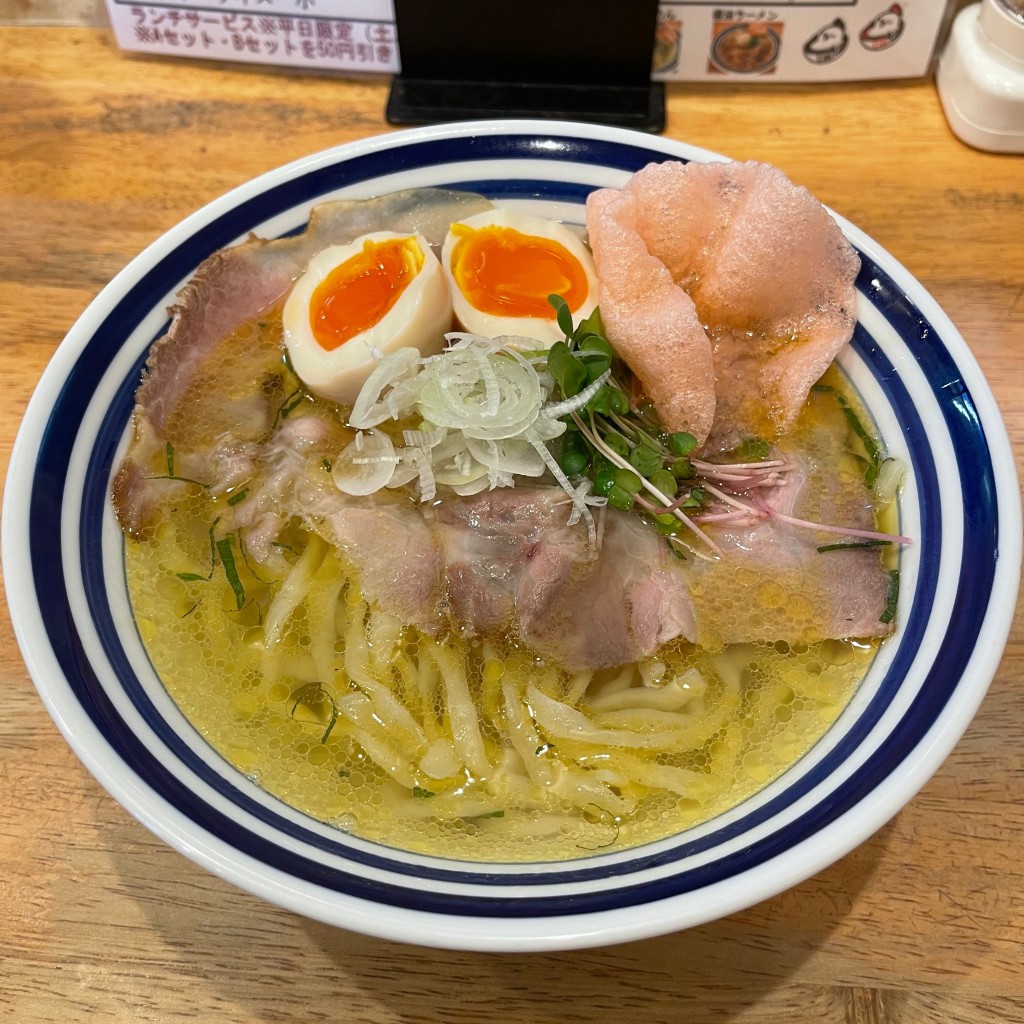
[449,224,589,319]
[310,237,423,351]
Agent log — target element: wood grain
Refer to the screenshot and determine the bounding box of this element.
[1,26,1022,1024]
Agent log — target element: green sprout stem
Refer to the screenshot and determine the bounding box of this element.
[541,295,910,561]
[570,410,721,556]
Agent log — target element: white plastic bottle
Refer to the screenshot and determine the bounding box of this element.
[937,0,1024,152]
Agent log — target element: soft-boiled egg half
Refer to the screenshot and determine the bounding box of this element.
[283,231,451,405]
[441,209,598,345]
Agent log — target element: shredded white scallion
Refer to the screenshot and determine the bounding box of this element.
[403,427,446,448]
[524,427,597,544]
[349,347,420,429]
[332,429,398,496]
[333,332,599,535]
[412,447,436,502]
[543,369,611,419]
[874,456,906,505]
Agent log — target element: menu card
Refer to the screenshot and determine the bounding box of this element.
[105,1,949,83]
[104,0,400,75]
[652,3,951,82]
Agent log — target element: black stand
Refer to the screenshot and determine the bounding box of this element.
[386,0,664,133]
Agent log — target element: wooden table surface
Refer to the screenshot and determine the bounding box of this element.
[2,24,1023,1024]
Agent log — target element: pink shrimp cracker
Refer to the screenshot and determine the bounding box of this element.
[586,160,860,452]
[585,186,716,444]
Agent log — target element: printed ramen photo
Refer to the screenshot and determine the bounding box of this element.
[111,158,910,861]
[711,22,783,75]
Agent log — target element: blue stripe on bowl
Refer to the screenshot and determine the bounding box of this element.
[68,259,959,905]
[444,179,599,205]
[26,130,999,918]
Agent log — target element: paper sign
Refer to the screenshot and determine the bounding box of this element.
[652,3,949,82]
[104,0,400,75]
[105,1,948,83]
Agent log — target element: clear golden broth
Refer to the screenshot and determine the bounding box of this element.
[124,358,888,862]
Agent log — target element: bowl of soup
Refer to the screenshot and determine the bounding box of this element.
[4,120,1019,952]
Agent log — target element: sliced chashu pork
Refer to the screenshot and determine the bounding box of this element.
[213,412,893,669]
[586,160,860,451]
[112,187,493,534]
[319,476,891,672]
[325,488,695,672]
[436,489,695,670]
[684,453,895,650]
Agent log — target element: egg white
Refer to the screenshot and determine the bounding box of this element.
[441,209,598,346]
[283,231,451,405]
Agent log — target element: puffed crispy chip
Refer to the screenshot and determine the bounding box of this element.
[586,161,860,450]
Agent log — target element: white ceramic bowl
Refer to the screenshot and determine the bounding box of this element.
[4,120,1020,952]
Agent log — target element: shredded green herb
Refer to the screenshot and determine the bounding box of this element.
[666,537,686,560]
[320,714,338,744]
[175,522,218,583]
[145,440,211,488]
[412,786,436,799]
[273,388,304,429]
[226,487,249,507]
[205,520,219,572]
[814,382,885,487]
[237,533,278,587]
[215,535,246,610]
[575,803,620,851]
[147,474,210,489]
[817,539,892,553]
[289,683,339,744]
[880,568,900,624]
